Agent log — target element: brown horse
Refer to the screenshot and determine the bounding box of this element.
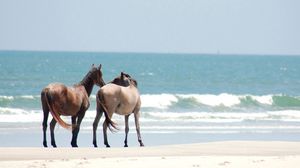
[41,64,105,147]
[93,72,144,147]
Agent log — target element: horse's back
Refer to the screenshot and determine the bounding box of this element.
[99,83,140,115]
[121,85,139,100]
[42,83,85,116]
[99,83,139,100]
[117,85,140,115]
[44,83,67,92]
[100,83,121,95]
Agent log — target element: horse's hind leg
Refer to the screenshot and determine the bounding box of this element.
[103,121,110,147]
[134,109,144,146]
[50,118,57,147]
[71,111,86,147]
[41,91,49,147]
[93,105,103,147]
[124,115,130,147]
[103,108,114,148]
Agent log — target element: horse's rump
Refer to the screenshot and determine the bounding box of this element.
[42,87,73,130]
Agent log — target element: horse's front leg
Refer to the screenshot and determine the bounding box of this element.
[71,110,86,147]
[133,103,144,147]
[71,116,78,147]
[124,115,130,147]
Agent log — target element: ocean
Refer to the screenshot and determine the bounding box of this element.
[0,51,300,147]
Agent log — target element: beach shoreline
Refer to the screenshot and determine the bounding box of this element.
[1,141,300,168]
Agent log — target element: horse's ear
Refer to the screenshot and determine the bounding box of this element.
[132,79,138,87]
[91,64,95,68]
[121,72,125,80]
[98,64,102,70]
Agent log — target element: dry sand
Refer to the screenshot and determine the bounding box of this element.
[1,141,300,168]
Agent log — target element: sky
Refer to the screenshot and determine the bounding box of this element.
[0,0,299,55]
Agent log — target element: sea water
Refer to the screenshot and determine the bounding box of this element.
[0,51,300,147]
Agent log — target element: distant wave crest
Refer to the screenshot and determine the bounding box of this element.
[1,94,300,111]
[140,93,300,110]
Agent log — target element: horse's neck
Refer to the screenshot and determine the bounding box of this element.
[110,80,130,87]
[79,74,94,97]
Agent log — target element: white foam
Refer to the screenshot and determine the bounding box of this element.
[0,108,41,122]
[178,93,241,107]
[142,110,300,122]
[252,95,273,105]
[0,95,41,100]
[140,93,243,109]
[0,107,28,114]
[0,114,41,123]
[140,125,300,130]
[78,125,300,134]
[138,93,284,109]
[141,94,178,109]
[268,110,300,118]
[0,96,14,100]
[19,95,36,99]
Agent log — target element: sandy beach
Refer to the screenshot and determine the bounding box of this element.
[1,141,300,168]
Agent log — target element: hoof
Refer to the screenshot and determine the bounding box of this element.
[43,141,48,147]
[139,140,144,147]
[51,143,57,148]
[124,144,128,147]
[71,140,78,147]
[93,141,98,148]
[71,144,78,148]
[104,142,110,148]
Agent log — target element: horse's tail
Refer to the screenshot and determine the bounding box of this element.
[97,91,118,132]
[42,88,72,130]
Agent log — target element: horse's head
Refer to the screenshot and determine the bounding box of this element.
[90,64,105,87]
[111,72,138,87]
[122,72,138,87]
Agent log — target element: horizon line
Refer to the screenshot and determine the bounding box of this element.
[0,49,299,57]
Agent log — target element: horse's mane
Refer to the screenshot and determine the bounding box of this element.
[130,78,138,87]
[74,67,102,96]
[110,72,138,88]
[77,68,95,86]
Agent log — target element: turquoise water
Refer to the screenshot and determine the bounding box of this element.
[1,51,300,146]
[1,51,300,96]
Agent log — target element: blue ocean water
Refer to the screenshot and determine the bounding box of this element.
[0,51,300,146]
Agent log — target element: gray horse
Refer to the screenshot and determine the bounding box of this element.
[93,72,144,147]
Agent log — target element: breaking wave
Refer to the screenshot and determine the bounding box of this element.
[1,93,300,123]
[1,93,300,111]
[140,93,300,111]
